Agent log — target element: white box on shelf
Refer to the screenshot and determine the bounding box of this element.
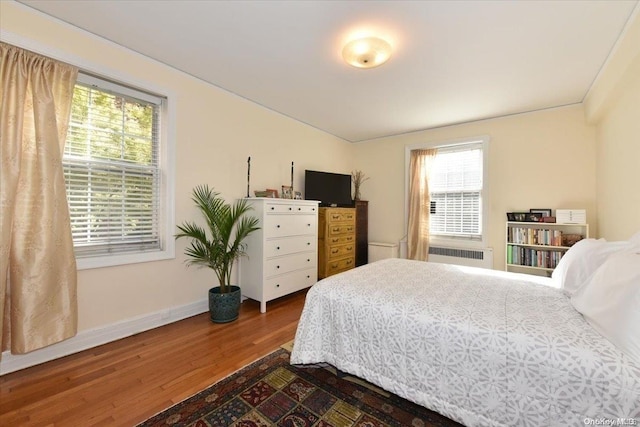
[556,209,586,224]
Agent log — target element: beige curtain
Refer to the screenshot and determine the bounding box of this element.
[0,43,78,355]
[407,149,436,261]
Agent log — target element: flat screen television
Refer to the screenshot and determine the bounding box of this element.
[304,170,353,207]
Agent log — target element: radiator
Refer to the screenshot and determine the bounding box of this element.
[427,246,493,269]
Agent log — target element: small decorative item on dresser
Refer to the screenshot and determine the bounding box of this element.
[351,170,369,201]
[294,191,302,200]
[266,188,279,198]
[281,185,293,199]
[254,190,270,198]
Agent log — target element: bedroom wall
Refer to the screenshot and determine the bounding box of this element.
[585,7,640,241]
[352,105,597,270]
[0,3,353,339]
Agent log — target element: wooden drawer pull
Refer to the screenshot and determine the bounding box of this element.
[331,248,339,254]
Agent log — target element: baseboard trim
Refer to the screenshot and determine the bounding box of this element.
[0,298,208,376]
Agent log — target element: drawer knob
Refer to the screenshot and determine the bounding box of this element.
[276,265,280,269]
[307,275,310,279]
[307,259,310,262]
[307,242,311,245]
[276,246,280,250]
[298,207,301,211]
[270,207,275,210]
[331,249,338,254]
[289,207,292,210]
[276,284,280,288]
[277,225,281,228]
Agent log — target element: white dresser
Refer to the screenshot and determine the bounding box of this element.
[239,198,319,313]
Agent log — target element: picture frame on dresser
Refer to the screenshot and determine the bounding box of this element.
[281,185,293,199]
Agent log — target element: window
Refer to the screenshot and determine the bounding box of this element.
[429,143,483,240]
[405,136,488,246]
[63,73,174,268]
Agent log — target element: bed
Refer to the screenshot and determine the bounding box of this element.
[290,257,640,427]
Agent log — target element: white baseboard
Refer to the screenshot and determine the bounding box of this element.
[0,298,208,376]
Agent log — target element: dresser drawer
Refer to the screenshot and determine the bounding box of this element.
[325,257,355,276]
[327,223,355,237]
[265,236,315,258]
[264,214,317,237]
[326,242,355,260]
[265,252,316,277]
[326,234,355,245]
[264,267,317,300]
[326,210,355,223]
[266,203,318,215]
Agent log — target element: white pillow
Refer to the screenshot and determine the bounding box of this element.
[571,249,640,364]
[552,238,632,295]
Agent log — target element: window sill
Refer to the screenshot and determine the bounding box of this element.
[75,247,175,270]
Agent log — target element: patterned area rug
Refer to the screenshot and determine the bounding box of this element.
[138,346,463,427]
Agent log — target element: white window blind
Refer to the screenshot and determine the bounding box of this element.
[63,73,163,257]
[428,143,483,240]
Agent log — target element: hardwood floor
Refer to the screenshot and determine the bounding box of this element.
[0,291,308,426]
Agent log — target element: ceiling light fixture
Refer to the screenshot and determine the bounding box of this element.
[342,36,392,69]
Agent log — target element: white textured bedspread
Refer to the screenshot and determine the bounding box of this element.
[291,258,640,427]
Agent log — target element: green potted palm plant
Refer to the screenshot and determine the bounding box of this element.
[176,185,260,323]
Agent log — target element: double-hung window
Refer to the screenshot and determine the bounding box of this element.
[429,142,484,241]
[406,136,488,247]
[63,73,174,268]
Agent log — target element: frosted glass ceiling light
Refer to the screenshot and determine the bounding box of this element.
[342,37,392,69]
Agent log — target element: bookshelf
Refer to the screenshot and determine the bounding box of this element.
[505,221,589,277]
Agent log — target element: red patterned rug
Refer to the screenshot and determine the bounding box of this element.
[138,347,463,427]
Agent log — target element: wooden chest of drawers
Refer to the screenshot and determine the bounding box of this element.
[239,198,319,312]
[318,207,356,279]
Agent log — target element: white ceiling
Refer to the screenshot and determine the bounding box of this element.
[18,0,638,142]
